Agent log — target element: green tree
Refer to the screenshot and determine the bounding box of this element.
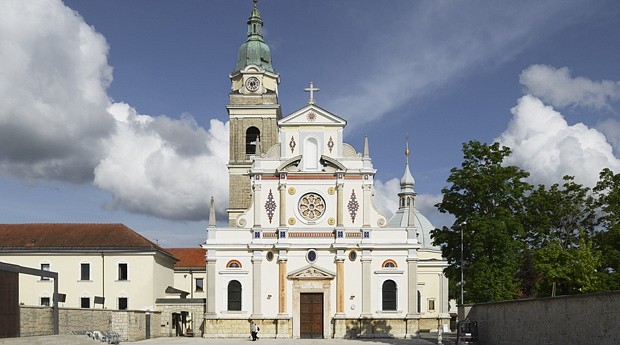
[522,176,600,296]
[593,168,620,289]
[431,141,531,303]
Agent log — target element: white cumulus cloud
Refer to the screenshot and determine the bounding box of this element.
[0,0,114,183]
[95,103,229,221]
[519,64,620,109]
[497,95,620,187]
[0,0,230,221]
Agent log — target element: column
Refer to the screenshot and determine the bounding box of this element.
[278,183,286,227]
[336,257,345,314]
[205,252,217,316]
[362,184,371,227]
[278,256,287,315]
[361,251,372,316]
[336,183,344,226]
[253,183,262,227]
[251,251,262,317]
[406,256,419,317]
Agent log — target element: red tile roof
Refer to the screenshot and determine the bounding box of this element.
[0,224,174,259]
[164,248,205,269]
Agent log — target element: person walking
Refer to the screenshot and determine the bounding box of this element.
[250,321,259,341]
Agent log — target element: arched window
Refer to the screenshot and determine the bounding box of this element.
[246,127,260,155]
[226,260,242,268]
[227,280,242,311]
[382,259,397,268]
[382,280,397,311]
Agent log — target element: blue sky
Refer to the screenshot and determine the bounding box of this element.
[1,1,619,247]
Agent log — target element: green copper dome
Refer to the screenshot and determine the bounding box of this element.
[234,4,275,73]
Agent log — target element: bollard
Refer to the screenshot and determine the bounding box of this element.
[437,327,443,345]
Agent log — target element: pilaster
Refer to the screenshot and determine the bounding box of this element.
[251,251,263,318]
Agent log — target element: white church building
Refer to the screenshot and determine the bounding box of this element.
[202,3,449,339]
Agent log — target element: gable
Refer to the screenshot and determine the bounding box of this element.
[279,104,346,128]
[287,264,336,280]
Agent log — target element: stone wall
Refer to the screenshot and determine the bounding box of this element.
[463,291,620,345]
[19,306,161,341]
[19,306,53,336]
[156,301,205,337]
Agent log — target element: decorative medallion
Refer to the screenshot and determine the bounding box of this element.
[327,187,335,195]
[288,187,296,195]
[298,192,326,221]
[289,136,296,153]
[264,189,276,224]
[306,249,318,263]
[328,217,335,225]
[327,136,334,153]
[348,190,360,223]
[288,217,296,225]
[306,112,317,122]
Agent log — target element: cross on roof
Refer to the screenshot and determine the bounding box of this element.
[304,81,320,105]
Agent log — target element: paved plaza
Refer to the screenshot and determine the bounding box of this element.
[0,334,456,345]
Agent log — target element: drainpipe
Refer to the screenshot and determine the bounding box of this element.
[101,252,105,308]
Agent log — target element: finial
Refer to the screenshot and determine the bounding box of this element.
[208,196,216,228]
[405,133,410,158]
[304,81,320,105]
[253,0,259,7]
[363,135,370,158]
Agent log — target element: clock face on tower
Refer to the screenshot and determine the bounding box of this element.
[245,77,260,92]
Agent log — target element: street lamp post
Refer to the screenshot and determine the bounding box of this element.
[459,221,466,306]
[460,224,464,306]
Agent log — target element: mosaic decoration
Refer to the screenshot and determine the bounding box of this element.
[348,190,360,223]
[327,136,334,153]
[298,192,326,221]
[264,189,276,224]
[289,136,296,153]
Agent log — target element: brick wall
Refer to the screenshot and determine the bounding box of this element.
[464,291,620,345]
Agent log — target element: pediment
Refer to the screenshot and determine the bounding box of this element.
[288,264,336,280]
[279,104,346,127]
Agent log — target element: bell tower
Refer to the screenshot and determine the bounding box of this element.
[227,1,281,225]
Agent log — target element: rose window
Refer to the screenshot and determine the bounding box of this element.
[298,193,326,221]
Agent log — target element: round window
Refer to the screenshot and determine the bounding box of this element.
[298,192,326,221]
[306,249,317,263]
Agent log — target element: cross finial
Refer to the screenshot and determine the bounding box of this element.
[304,81,320,105]
[253,0,258,7]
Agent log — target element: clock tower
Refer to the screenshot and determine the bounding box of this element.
[227,2,281,225]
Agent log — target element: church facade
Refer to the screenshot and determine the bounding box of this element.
[202,3,449,339]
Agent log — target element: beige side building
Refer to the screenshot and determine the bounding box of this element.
[0,223,177,311]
